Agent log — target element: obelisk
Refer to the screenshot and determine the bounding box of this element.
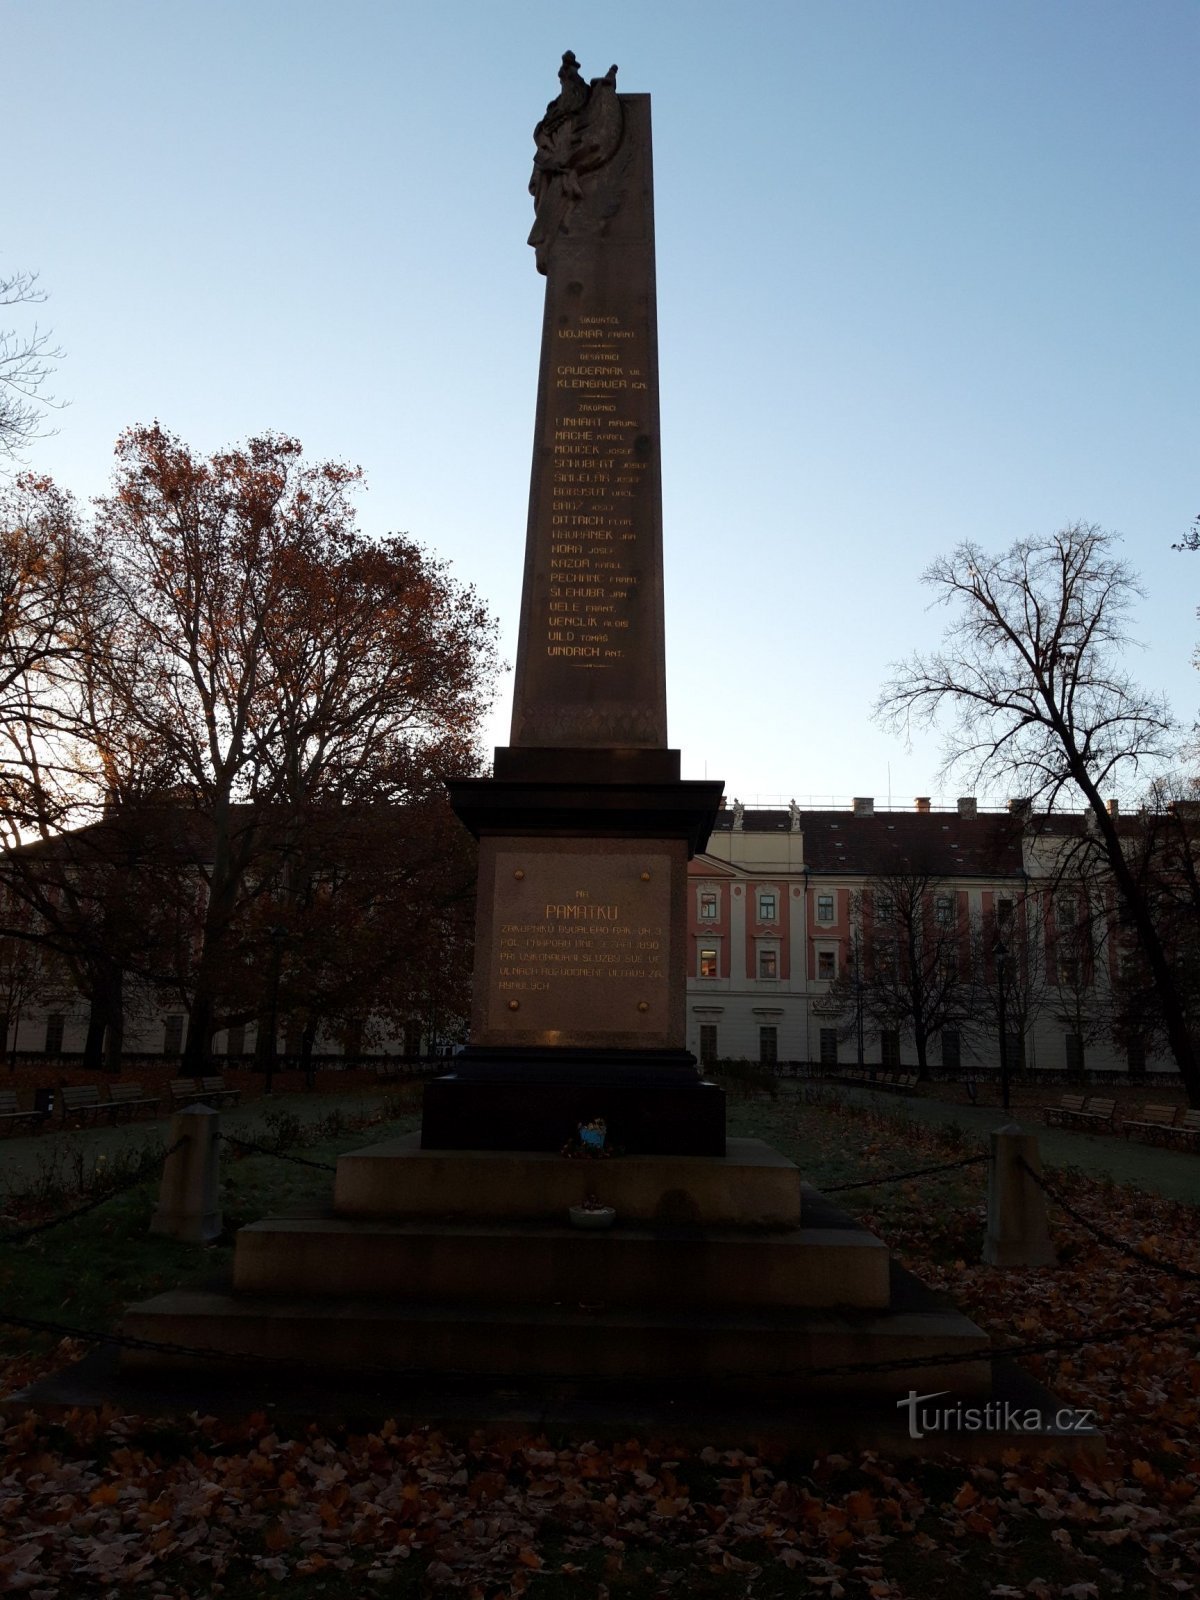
[423,54,725,1155]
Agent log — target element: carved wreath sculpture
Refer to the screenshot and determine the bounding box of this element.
[528,51,623,273]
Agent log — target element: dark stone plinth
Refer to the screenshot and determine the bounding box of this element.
[421,1072,726,1156]
[447,775,723,855]
[493,747,681,785]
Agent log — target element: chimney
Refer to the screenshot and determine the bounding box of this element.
[915,797,931,813]
[957,796,977,818]
[852,797,874,817]
[1107,798,1120,817]
[1008,798,1033,819]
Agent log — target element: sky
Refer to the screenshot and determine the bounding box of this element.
[4,0,1197,809]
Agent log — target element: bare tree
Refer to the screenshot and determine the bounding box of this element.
[967,887,1047,1077]
[828,871,973,1077]
[0,272,64,466]
[878,523,1199,1103]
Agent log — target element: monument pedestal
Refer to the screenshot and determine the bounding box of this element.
[122,1135,993,1403]
[427,756,726,1155]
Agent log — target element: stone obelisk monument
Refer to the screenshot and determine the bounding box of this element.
[423,53,725,1154]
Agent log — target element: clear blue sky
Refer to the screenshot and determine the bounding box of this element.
[5,0,1196,807]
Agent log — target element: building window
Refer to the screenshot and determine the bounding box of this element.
[699,890,718,921]
[996,898,1014,927]
[226,1024,245,1058]
[343,1019,364,1058]
[699,947,718,979]
[758,947,778,980]
[934,895,954,927]
[817,949,836,981]
[163,1015,184,1058]
[942,1030,961,1072]
[758,890,778,923]
[1005,1032,1026,1071]
[1056,894,1080,930]
[1058,957,1079,988]
[875,893,893,924]
[881,1030,901,1069]
[819,1027,838,1067]
[699,1024,718,1065]
[403,1020,422,1057]
[44,1013,64,1056]
[759,1026,777,1065]
[816,893,835,924]
[1064,1033,1086,1076]
[1126,1037,1146,1078]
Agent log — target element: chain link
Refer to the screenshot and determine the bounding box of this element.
[0,1137,188,1246]
[217,1132,339,1172]
[821,1153,986,1194]
[1019,1157,1200,1286]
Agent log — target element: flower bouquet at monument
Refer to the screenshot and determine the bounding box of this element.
[560,1116,616,1159]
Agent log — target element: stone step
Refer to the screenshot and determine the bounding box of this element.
[231,1213,890,1309]
[333,1134,801,1227]
[121,1290,992,1397]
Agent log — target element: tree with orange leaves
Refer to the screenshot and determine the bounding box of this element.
[5,424,498,1072]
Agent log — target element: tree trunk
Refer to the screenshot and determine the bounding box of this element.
[300,1018,317,1090]
[82,993,107,1072]
[103,968,125,1073]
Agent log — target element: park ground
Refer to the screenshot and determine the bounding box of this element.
[0,1075,1197,1598]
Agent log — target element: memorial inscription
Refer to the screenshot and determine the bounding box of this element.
[475,841,680,1047]
[546,311,651,669]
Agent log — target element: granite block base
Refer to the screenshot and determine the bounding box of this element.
[420,1072,726,1156]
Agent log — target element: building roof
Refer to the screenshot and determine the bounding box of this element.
[709,806,1025,878]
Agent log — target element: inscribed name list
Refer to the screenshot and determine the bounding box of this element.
[546,311,651,669]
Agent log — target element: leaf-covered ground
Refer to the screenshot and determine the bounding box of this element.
[1,1087,1197,1598]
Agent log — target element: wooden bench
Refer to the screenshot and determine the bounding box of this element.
[199,1075,240,1106]
[60,1084,108,1125]
[1166,1109,1200,1152]
[168,1076,239,1109]
[1122,1103,1180,1143]
[0,1089,49,1135]
[106,1082,162,1120]
[1066,1096,1118,1132]
[1042,1093,1088,1126]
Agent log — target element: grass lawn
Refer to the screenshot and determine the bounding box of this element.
[1,1079,1197,1598]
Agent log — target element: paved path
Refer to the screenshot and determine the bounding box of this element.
[828,1084,1200,1206]
[0,1088,398,1192]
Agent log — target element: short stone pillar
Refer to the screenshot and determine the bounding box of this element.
[983,1123,1056,1267]
[150,1105,222,1243]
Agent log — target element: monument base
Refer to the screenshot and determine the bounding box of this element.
[421,1065,726,1155]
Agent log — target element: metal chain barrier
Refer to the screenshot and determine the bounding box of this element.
[217,1132,339,1172]
[0,1137,189,1247]
[1018,1157,1200,1286]
[821,1153,987,1194]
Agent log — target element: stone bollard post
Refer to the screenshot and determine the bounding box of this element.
[983,1123,1056,1267]
[150,1105,222,1243]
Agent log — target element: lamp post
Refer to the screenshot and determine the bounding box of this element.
[995,937,1011,1111]
[263,924,286,1097]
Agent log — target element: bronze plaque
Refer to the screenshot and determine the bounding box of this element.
[474,838,682,1048]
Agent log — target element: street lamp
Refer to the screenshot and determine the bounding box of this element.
[995,937,1011,1112]
[263,924,286,1097]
